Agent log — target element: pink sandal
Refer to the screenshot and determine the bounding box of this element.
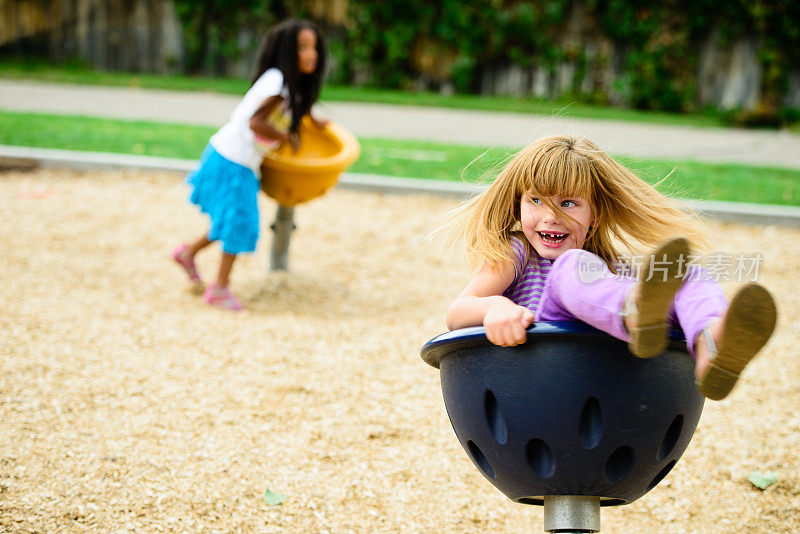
[172,244,204,294]
[203,284,244,311]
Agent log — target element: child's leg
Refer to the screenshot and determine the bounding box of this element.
[669,266,727,356]
[537,238,689,357]
[173,233,214,293]
[536,248,633,341]
[216,251,236,288]
[186,233,214,257]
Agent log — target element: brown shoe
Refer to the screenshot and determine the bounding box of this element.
[697,283,777,400]
[622,237,691,358]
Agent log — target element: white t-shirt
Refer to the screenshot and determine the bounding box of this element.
[210,68,288,173]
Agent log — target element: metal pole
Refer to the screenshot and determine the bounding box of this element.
[543,495,601,533]
[270,205,295,271]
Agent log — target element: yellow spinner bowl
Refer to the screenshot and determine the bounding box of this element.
[260,116,360,207]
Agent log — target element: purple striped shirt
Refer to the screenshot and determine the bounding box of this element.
[502,237,553,312]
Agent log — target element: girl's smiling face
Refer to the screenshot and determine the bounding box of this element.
[297,28,318,74]
[520,192,594,260]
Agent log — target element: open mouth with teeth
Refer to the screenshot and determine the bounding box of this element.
[538,231,569,244]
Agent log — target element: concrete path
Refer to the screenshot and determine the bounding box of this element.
[2,79,800,170]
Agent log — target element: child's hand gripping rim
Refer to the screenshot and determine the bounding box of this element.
[484,299,535,347]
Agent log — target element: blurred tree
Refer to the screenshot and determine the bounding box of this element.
[3,0,797,122]
[174,0,285,75]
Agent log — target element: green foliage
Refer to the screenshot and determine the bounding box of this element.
[345,0,425,87]
[342,0,572,89]
[339,0,798,122]
[173,0,288,75]
[8,2,798,125]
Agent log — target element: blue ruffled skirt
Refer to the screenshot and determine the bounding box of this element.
[187,144,260,254]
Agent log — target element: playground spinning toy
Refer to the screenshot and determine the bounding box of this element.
[421,322,704,533]
[260,115,360,270]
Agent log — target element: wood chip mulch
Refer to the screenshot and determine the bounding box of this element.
[1,168,798,533]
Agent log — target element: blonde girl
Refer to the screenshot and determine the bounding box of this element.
[444,135,777,400]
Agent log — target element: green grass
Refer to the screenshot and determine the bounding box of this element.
[0,58,251,94]
[0,58,730,129]
[0,110,215,159]
[1,110,798,206]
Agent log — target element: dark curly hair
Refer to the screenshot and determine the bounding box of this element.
[251,19,327,134]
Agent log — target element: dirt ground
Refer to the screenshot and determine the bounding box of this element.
[1,168,798,533]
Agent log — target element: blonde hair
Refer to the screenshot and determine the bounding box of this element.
[441,135,708,271]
